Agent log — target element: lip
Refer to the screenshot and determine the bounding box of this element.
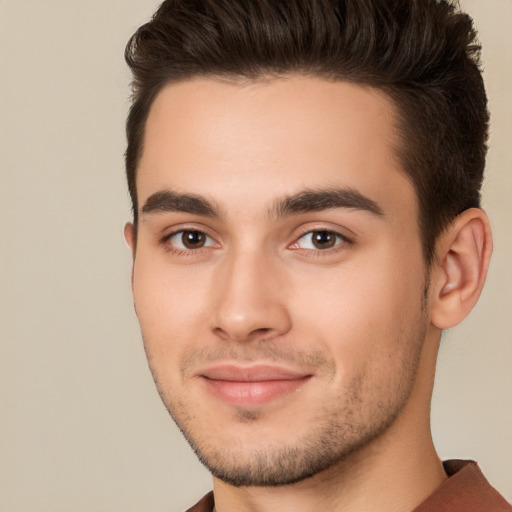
[199,364,312,407]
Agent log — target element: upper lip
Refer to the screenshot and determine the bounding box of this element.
[200,364,311,382]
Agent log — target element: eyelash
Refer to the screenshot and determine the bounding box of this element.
[161,229,218,256]
[291,229,352,254]
[160,228,353,256]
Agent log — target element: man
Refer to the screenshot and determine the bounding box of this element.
[123,0,511,510]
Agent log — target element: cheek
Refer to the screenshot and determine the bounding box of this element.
[289,246,425,369]
[132,254,210,362]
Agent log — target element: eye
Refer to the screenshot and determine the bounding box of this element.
[166,230,217,250]
[292,230,348,250]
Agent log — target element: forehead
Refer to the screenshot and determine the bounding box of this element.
[137,76,415,220]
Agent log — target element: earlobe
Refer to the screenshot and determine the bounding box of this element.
[430,208,492,330]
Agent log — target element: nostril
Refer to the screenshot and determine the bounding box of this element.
[212,325,276,343]
[212,327,229,340]
[252,327,272,336]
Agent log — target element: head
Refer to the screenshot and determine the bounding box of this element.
[124,0,492,488]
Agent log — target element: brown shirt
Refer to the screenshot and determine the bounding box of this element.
[412,460,511,512]
[186,460,511,512]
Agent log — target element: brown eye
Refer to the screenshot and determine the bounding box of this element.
[167,230,216,251]
[294,230,347,250]
[181,230,206,249]
[311,231,337,249]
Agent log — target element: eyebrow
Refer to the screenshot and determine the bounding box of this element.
[141,186,383,220]
[270,188,383,219]
[142,190,222,218]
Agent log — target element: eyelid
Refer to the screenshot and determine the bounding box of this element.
[288,226,354,252]
[170,230,216,248]
[160,225,220,254]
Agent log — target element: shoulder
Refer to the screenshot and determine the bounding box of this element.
[413,460,511,512]
[184,491,214,512]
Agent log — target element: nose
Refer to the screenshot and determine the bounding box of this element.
[209,250,292,343]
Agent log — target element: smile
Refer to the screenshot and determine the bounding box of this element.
[199,364,312,407]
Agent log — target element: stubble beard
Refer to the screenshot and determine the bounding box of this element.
[144,302,428,487]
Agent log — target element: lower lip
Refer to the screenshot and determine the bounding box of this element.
[202,377,310,407]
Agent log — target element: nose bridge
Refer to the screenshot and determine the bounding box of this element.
[210,243,291,342]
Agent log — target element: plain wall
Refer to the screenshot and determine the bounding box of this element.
[0,1,510,510]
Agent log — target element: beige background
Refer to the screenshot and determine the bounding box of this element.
[0,1,510,510]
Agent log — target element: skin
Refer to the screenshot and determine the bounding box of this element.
[125,76,492,512]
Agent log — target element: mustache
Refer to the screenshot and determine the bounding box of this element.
[179,340,334,378]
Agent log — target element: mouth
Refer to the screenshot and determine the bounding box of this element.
[199,364,312,407]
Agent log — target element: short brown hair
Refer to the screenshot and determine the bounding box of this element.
[125,0,489,262]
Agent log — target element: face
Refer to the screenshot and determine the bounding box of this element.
[127,76,431,486]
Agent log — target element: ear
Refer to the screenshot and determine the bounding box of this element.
[124,222,136,288]
[124,222,136,256]
[429,208,492,329]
